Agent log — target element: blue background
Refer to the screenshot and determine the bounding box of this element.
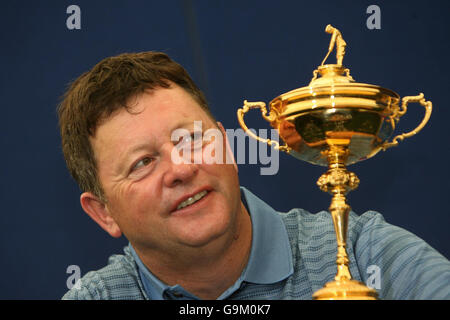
[1,0,449,299]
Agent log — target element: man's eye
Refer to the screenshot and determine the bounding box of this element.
[176,132,203,150]
[189,132,204,149]
[132,157,153,171]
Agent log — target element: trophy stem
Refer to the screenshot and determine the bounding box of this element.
[330,192,352,282]
[313,144,378,300]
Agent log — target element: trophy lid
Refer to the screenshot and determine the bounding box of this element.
[269,65,400,121]
[268,26,400,122]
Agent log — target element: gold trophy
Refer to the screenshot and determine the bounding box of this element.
[237,25,432,300]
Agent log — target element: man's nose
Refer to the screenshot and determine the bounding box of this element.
[162,146,199,188]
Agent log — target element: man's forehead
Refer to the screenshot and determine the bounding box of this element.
[98,86,207,127]
[91,85,215,148]
[91,107,213,158]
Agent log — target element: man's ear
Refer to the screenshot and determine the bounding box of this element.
[217,121,238,172]
[80,192,122,238]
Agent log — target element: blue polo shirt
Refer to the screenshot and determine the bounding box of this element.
[62,186,450,300]
[129,186,294,300]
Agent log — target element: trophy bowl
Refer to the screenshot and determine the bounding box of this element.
[237,25,432,300]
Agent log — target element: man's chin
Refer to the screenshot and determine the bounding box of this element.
[171,216,232,249]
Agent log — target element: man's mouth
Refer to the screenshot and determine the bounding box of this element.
[176,190,209,210]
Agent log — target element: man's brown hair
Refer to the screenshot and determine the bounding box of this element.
[58,51,213,202]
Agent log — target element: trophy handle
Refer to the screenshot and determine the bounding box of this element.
[237,100,291,153]
[381,93,432,151]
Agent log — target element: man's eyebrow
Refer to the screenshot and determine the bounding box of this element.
[174,120,199,130]
[126,143,152,156]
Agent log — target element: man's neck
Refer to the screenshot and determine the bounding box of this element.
[135,202,253,300]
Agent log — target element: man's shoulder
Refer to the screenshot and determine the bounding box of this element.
[276,208,389,265]
[277,207,383,240]
[62,247,145,300]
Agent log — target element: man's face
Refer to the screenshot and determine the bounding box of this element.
[90,85,242,256]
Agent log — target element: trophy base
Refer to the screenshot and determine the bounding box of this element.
[312,278,378,300]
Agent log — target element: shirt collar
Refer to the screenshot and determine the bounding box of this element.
[128,245,167,300]
[129,186,293,299]
[239,186,293,284]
